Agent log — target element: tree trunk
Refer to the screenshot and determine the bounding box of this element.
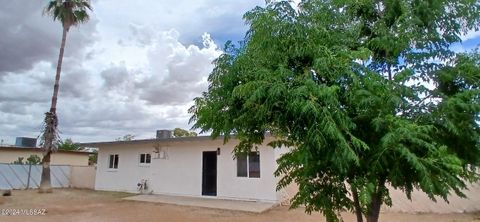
[387,63,392,81]
[39,27,68,193]
[50,27,68,114]
[38,150,52,193]
[366,192,382,222]
[352,187,364,222]
[366,180,386,222]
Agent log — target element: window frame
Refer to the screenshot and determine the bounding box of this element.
[108,154,119,170]
[139,153,151,166]
[236,152,260,178]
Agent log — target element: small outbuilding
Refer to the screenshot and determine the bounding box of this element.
[0,146,91,166]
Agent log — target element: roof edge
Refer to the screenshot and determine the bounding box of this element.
[0,146,94,154]
[80,135,227,147]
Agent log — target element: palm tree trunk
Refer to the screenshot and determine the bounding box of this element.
[39,147,52,193]
[39,27,68,193]
[50,27,68,114]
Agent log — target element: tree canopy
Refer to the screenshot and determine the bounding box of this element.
[12,155,42,165]
[190,0,480,221]
[57,138,81,151]
[44,0,92,30]
[173,128,198,137]
[115,134,136,141]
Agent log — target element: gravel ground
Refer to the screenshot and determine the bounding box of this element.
[0,189,479,222]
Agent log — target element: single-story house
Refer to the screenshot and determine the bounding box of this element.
[0,146,91,166]
[81,130,480,213]
[82,131,292,203]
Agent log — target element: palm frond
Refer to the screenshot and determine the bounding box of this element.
[44,0,92,28]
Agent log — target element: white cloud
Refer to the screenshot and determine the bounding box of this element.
[57,29,222,142]
[460,30,480,42]
[0,0,263,144]
[0,27,222,144]
[137,31,222,105]
[0,0,98,76]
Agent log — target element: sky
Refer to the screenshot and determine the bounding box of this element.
[0,0,264,144]
[0,0,478,145]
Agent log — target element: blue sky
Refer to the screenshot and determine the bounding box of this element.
[452,35,480,52]
[0,0,478,144]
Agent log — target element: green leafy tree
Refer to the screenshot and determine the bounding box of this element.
[40,0,92,193]
[12,157,25,165]
[190,1,480,222]
[58,138,81,151]
[173,128,198,137]
[88,149,98,165]
[12,155,42,165]
[26,155,42,165]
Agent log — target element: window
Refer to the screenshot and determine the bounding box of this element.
[237,155,248,177]
[108,154,119,169]
[139,153,151,164]
[248,152,260,178]
[237,152,260,178]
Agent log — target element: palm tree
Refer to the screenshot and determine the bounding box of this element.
[39,0,92,193]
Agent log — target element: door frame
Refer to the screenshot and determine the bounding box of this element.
[201,151,217,196]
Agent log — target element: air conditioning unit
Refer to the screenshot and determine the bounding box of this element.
[15,137,37,148]
[153,147,167,159]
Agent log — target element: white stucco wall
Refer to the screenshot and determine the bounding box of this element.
[95,138,284,202]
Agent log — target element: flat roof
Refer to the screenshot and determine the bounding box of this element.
[80,133,277,148]
[0,146,93,155]
[79,135,227,148]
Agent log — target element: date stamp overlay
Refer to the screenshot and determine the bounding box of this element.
[1,208,46,216]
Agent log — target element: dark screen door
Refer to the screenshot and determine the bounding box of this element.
[202,151,217,196]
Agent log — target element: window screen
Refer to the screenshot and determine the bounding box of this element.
[237,154,248,177]
[109,154,119,169]
[140,153,151,164]
[145,153,151,163]
[109,155,114,168]
[236,152,260,178]
[248,152,260,178]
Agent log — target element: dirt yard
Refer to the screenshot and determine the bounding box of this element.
[0,189,479,222]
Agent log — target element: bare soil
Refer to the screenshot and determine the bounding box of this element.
[0,189,479,222]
